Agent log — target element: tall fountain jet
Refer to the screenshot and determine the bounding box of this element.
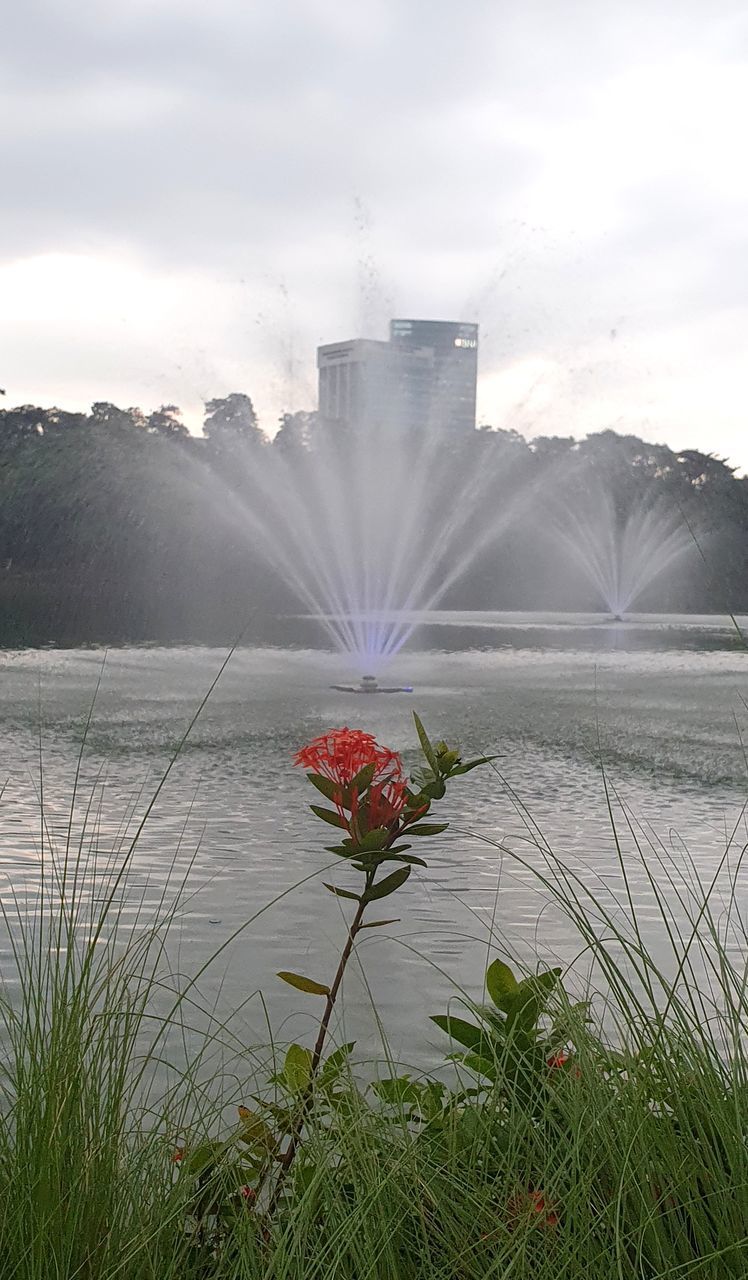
[200,317,544,674]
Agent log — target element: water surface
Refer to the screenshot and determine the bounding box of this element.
[1,614,746,1062]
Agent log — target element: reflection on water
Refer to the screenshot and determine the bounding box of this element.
[0,615,746,1060]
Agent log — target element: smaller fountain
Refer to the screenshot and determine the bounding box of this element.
[554,488,694,617]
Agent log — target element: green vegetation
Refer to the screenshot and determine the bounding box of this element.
[1,397,746,644]
[0,712,747,1277]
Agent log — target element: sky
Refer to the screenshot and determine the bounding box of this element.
[2,0,748,468]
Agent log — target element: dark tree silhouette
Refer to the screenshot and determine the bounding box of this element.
[147,404,188,438]
[203,394,265,450]
[273,410,318,455]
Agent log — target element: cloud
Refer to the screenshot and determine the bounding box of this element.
[1,0,748,467]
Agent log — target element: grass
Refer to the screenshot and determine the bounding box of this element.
[1,718,748,1277]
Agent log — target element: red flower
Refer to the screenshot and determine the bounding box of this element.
[294,727,402,787]
[295,728,405,834]
[507,1187,559,1230]
[531,1192,559,1228]
[547,1050,581,1078]
[365,778,408,830]
[240,1184,256,1204]
[172,1146,185,1163]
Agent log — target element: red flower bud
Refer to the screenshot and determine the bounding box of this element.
[362,778,408,832]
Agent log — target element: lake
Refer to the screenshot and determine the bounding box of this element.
[1,613,746,1064]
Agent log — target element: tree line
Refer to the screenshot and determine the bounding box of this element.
[0,394,746,646]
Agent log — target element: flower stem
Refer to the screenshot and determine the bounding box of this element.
[265,886,370,1217]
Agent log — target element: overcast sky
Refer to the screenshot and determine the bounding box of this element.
[3,0,747,467]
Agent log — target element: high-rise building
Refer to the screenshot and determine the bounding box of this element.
[389,319,478,434]
[317,318,478,433]
[316,338,430,433]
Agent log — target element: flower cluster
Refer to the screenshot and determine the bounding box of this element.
[294,726,408,836]
[294,727,401,787]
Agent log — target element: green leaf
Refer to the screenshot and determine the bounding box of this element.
[237,1108,277,1152]
[507,991,542,1036]
[323,883,361,901]
[310,804,348,829]
[284,1043,313,1092]
[450,756,498,775]
[405,822,449,836]
[486,958,519,1011]
[363,865,411,902]
[480,1006,508,1036]
[319,1042,355,1084]
[413,712,439,777]
[277,971,330,997]
[373,1076,420,1106]
[294,1165,318,1195]
[360,917,400,929]
[518,971,559,1003]
[307,773,340,802]
[504,970,560,1033]
[352,852,391,872]
[350,762,376,793]
[460,1051,498,1081]
[357,827,390,852]
[325,1041,356,1069]
[431,1014,486,1052]
[184,1141,224,1177]
[257,1101,295,1133]
[387,853,427,868]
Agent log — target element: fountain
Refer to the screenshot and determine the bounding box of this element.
[167,412,702,668]
[206,415,542,678]
[553,487,694,618]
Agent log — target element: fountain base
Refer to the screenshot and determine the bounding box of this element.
[331,675,414,694]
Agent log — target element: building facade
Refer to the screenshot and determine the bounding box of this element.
[317,318,478,433]
[389,319,478,434]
